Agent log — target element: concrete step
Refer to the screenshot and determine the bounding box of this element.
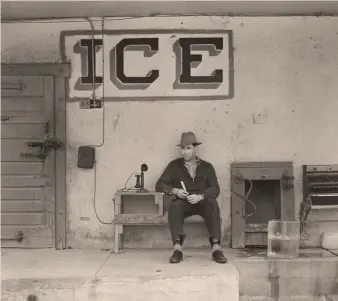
[3,291,335,301]
[2,272,240,301]
[233,249,338,298]
[1,249,239,301]
[74,251,239,301]
[2,248,337,301]
[239,296,333,301]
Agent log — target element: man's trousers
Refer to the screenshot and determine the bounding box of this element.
[168,198,222,245]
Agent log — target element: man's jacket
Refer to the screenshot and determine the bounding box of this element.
[155,158,220,199]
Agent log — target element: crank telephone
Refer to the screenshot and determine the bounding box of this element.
[135,164,149,192]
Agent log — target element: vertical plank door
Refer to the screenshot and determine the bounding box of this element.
[1,76,56,248]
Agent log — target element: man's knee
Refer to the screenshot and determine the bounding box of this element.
[205,198,219,207]
[203,198,220,214]
[169,199,186,213]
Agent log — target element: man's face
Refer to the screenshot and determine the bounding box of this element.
[181,144,196,161]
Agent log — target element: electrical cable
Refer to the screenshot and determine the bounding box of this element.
[87,17,105,148]
[93,165,140,224]
[84,17,109,224]
[93,163,113,224]
[3,11,332,24]
[299,195,316,235]
[1,13,245,24]
[123,172,139,190]
[86,17,138,224]
[232,178,257,218]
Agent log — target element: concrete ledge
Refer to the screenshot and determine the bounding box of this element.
[114,212,204,224]
[2,289,74,301]
[239,276,337,297]
[1,277,88,291]
[1,249,239,301]
[75,273,239,301]
[239,296,330,301]
[75,251,239,301]
[2,249,337,301]
[233,249,338,298]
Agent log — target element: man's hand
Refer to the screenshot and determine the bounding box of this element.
[187,194,204,204]
[172,188,189,199]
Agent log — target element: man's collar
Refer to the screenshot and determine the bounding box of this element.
[181,156,201,164]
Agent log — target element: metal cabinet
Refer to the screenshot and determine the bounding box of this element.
[231,161,295,248]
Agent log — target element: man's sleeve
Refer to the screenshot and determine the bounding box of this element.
[155,162,174,195]
[203,163,220,199]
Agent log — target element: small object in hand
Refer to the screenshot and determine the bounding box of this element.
[180,181,188,193]
[175,188,189,199]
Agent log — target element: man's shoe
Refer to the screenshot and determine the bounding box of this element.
[212,250,227,264]
[169,250,183,264]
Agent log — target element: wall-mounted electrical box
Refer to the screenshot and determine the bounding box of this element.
[303,164,338,209]
[79,98,102,109]
[231,161,295,249]
[77,146,95,169]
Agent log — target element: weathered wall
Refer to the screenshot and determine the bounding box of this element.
[2,16,338,249]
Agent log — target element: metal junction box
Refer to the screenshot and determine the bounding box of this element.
[231,161,295,248]
[302,164,338,209]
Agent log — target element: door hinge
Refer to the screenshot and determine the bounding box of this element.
[1,116,11,121]
[2,230,24,243]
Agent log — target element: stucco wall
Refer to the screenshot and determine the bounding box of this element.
[2,16,338,249]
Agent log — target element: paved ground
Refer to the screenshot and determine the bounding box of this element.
[1,247,337,301]
[1,248,239,301]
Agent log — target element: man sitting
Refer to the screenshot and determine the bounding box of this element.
[155,132,227,264]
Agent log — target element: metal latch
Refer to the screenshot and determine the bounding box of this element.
[21,137,63,160]
[16,230,24,243]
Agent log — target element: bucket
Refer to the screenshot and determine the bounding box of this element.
[267,220,300,259]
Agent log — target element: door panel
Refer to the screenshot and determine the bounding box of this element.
[1,201,45,212]
[1,123,45,138]
[1,76,55,248]
[1,76,44,97]
[1,213,44,225]
[2,139,45,161]
[1,162,44,175]
[1,175,51,187]
[1,227,53,248]
[1,97,44,113]
[1,187,44,199]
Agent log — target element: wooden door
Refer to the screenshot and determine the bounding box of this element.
[1,76,56,248]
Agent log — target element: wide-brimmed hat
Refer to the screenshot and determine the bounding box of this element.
[176,132,202,147]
